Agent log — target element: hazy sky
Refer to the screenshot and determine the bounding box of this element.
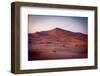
[28,15,88,34]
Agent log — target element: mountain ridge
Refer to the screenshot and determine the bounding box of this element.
[29,27,87,36]
[28,27,88,60]
[28,27,87,48]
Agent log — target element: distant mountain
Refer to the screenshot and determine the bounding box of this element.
[28,28,88,60]
[28,28,87,48]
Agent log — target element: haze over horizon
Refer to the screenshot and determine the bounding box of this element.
[28,15,88,34]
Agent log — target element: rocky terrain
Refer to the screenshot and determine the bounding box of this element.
[28,28,88,60]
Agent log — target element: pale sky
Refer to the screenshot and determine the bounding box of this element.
[28,15,88,34]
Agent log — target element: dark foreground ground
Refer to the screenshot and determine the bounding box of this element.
[28,44,88,61]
